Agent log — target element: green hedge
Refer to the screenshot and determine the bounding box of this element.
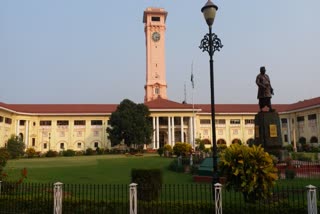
[0,197,310,214]
[131,168,163,201]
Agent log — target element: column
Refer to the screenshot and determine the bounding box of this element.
[171,117,175,145]
[189,117,193,145]
[180,117,184,142]
[153,117,156,149]
[156,117,160,149]
[16,120,20,136]
[25,120,29,147]
[168,116,171,146]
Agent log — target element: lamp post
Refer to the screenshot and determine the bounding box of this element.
[48,133,51,151]
[199,0,223,186]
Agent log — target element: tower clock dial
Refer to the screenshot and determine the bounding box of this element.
[152,32,160,42]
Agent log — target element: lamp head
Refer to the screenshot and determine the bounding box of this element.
[201,0,218,27]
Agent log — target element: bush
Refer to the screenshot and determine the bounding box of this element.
[283,144,293,152]
[163,144,173,157]
[6,135,25,159]
[62,149,76,157]
[157,147,164,157]
[25,148,37,158]
[131,169,163,201]
[0,147,10,180]
[96,147,104,155]
[285,168,296,179]
[85,148,96,156]
[45,150,58,157]
[219,144,278,203]
[168,159,184,173]
[173,142,192,157]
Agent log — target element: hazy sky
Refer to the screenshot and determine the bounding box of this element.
[1,1,319,105]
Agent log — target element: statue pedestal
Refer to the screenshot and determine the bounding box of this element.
[254,111,283,155]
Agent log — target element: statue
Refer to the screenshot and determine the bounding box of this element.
[256,66,274,112]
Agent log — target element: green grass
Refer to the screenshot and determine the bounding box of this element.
[5,154,194,184]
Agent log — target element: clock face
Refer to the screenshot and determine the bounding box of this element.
[152,32,160,42]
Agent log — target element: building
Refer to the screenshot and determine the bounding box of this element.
[0,8,319,152]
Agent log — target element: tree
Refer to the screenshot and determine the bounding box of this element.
[0,147,10,180]
[219,144,278,203]
[6,135,25,159]
[107,99,152,147]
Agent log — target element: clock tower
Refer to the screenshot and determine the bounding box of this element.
[143,8,168,102]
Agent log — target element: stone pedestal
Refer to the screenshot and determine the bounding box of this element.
[254,111,282,154]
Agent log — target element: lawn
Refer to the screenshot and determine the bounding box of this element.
[5,154,194,184]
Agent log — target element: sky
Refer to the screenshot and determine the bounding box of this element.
[1,0,319,105]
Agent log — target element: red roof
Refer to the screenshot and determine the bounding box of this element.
[0,103,117,114]
[144,97,194,110]
[0,97,319,115]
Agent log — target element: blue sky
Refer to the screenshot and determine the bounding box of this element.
[1,0,319,105]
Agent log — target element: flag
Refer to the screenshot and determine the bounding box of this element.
[191,61,194,89]
[191,72,194,89]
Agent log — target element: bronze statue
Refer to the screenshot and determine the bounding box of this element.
[256,66,274,112]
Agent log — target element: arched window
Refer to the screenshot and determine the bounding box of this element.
[310,136,318,143]
[232,139,242,145]
[217,139,226,145]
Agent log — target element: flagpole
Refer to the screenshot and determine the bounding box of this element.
[191,61,195,148]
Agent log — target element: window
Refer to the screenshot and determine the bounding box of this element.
[284,134,288,142]
[216,119,226,124]
[308,114,317,120]
[200,119,211,124]
[60,143,64,149]
[19,120,25,126]
[32,138,36,147]
[297,116,304,122]
[44,143,47,149]
[244,119,254,125]
[91,120,103,126]
[74,120,86,126]
[57,120,69,126]
[281,118,288,124]
[77,142,82,148]
[5,118,12,124]
[94,142,99,148]
[230,119,241,125]
[155,87,160,94]
[40,120,52,126]
[0,116,3,122]
[33,122,36,126]
[152,16,160,21]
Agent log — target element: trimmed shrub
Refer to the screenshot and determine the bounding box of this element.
[96,147,104,155]
[45,150,58,157]
[157,147,164,157]
[62,149,76,157]
[163,144,173,157]
[25,148,37,158]
[285,168,296,179]
[173,142,192,157]
[131,169,163,201]
[85,148,96,156]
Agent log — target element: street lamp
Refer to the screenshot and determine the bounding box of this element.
[199,0,223,185]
